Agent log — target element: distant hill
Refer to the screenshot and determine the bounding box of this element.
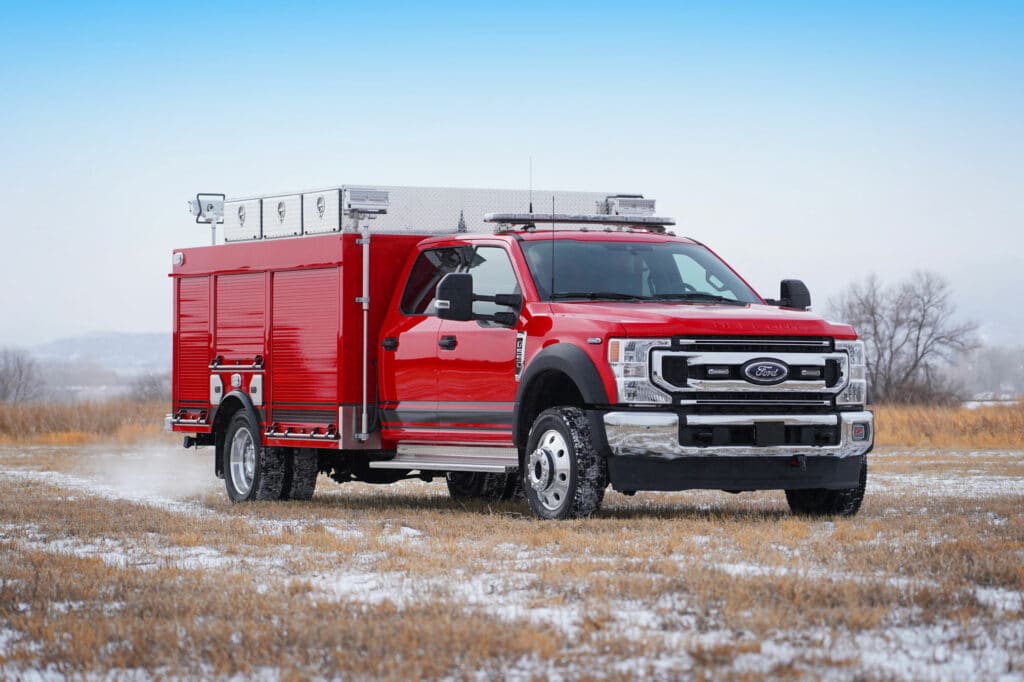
[33,332,171,376]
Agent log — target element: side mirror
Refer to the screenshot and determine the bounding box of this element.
[778,279,811,310]
[435,273,474,321]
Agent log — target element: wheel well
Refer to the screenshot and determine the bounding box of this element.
[515,370,585,448]
[211,396,247,478]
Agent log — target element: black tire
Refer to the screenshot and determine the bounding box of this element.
[223,411,286,502]
[281,448,318,501]
[523,407,606,519]
[785,458,867,517]
[445,472,516,501]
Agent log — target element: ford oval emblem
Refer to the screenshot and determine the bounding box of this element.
[742,359,789,385]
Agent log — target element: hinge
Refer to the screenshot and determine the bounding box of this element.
[356,237,370,245]
[355,296,369,304]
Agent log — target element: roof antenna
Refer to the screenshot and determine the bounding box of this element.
[529,156,533,213]
[549,194,555,299]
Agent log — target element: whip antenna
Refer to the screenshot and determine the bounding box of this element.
[529,157,533,213]
[550,195,555,299]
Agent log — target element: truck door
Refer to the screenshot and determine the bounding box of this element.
[436,244,521,445]
[378,248,457,442]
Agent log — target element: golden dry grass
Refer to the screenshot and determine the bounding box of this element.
[873,402,1024,448]
[0,401,172,445]
[0,443,1022,679]
[2,399,1022,449]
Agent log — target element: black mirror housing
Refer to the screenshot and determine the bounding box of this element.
[436,273,474,321]
[779,279,811,310]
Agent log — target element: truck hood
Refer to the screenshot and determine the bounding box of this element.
[548,301,857,339]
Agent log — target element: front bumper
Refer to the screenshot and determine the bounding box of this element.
[602,410,873,459]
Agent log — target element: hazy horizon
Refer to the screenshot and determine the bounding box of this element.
[2,2,1021,347]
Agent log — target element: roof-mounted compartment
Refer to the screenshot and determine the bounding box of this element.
[221,185,668,242]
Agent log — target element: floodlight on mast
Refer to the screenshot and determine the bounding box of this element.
[186,193,226,245]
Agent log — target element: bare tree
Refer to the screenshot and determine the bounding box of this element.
[0,348,44,403]
[829,272,978,404]
[129,372,171,402]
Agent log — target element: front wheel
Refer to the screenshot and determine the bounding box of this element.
[523,407,606,519]
[223,411,286,502]
[785,458,867,517]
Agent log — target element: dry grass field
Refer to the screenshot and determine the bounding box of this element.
[2,401,1021,449]
[0,401,172,446]
[1,432,1022,679]
[873,403,1024,449]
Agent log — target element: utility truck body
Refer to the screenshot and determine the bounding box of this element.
[170,185,872,518]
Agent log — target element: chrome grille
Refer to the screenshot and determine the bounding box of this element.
[651,337,849,410]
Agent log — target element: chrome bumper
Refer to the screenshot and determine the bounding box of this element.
[602,411,873,459]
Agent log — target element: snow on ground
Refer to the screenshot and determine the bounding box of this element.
[1,445,1022,679]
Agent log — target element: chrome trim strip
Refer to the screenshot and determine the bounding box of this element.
[369,445,519,473]
[171,417,208,425]
[264,429,340,441]
[686,414,839,427]
[676,399,832,406]
[602,411,873,459]
[209,364,265,372]
[673,338,831,348]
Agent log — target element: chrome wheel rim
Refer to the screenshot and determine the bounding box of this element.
[528,429,572,512]
[229,428,256,497]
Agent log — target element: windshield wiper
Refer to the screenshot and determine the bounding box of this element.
[550,291,651,301]
[651,292,747,305]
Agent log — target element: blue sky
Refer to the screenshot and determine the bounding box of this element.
[1,1,1022,345]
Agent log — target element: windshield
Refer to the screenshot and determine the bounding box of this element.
[520,239,761,304]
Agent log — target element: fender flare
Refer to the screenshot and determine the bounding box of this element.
[512,343,610,446]
[211,390,263,477]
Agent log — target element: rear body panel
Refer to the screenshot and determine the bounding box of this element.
[170,233,422,447]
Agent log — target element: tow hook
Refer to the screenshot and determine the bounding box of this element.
[790,455,807,470]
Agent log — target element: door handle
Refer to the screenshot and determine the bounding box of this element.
[438,335,458,351]
[382,337,398,351]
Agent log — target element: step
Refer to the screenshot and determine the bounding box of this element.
[368,445,519,473]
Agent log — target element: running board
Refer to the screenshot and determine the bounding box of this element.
[368,445,519,473]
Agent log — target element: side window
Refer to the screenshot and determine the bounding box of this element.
[400,247,463,315]
[672,253,739,300]
[399,245,520,316]
[467,246,520,317]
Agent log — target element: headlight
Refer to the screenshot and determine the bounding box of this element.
[608,338,672,405]
[835,339,868,405]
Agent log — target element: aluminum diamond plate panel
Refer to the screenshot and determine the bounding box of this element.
[225,185,633,240]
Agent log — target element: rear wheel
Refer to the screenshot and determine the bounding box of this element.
[281,448,318,501]
[223,411,285,502]
[523,407,606,519]
[785,458,867,517]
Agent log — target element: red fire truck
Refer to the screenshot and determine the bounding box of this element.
[170,185,872,519]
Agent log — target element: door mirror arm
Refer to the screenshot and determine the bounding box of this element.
[436,273,523,325]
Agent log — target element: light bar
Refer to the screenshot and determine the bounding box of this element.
[483,213,675,228]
